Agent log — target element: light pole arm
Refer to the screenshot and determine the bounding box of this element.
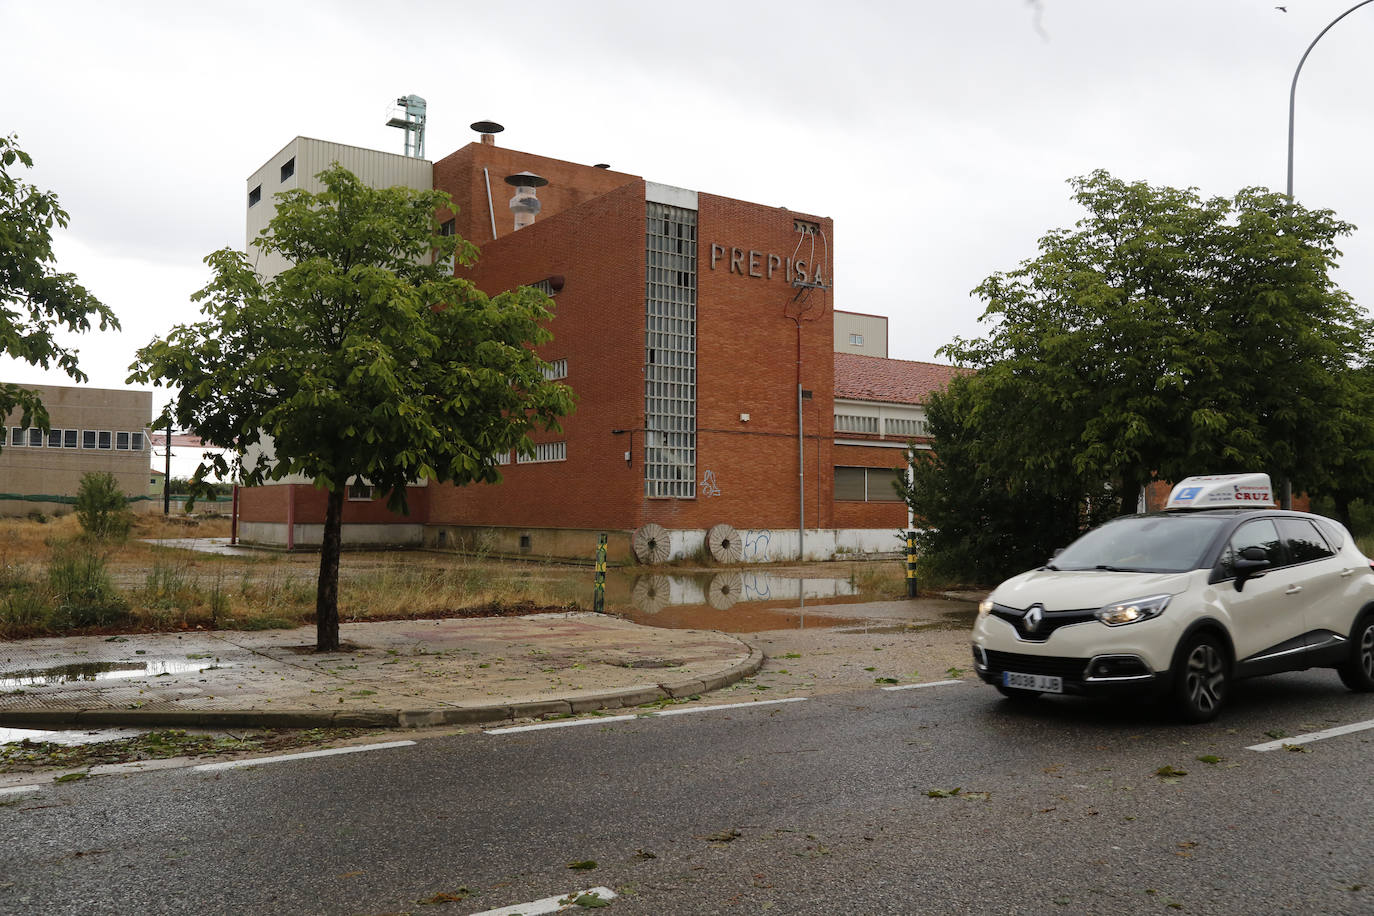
[1287,0,1374,198]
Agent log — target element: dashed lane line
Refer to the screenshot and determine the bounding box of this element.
[881,679,963,692]
[1246,718,1374,752]
[192,740,416,771]
[466,887,617,916]
[485,697,809,735]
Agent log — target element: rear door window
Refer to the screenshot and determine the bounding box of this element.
[1277,518,1335,564]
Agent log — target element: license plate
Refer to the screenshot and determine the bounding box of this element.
[1002,671,1063,694]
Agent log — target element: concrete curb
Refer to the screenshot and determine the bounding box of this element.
[0,642,766,732]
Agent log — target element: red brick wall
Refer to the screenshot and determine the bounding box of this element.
[831,443,911,529]
[236,483,429,524]
[431,143,641,245]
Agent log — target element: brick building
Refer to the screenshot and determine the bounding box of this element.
[234,132,958,562]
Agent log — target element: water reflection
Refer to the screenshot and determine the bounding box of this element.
[620,572,868,632]
[0,659,225,689]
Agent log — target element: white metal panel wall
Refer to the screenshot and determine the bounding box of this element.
[833,311,888,358]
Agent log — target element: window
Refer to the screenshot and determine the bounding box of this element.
[347,482,374,501]
[64,429,78,448]
[518,442,567,464]
[849,333,864,346]
[48,429,63,448]
[131,432,144,451]
[835,414,879,434]
[494,452,512,465]
[10,427,23,447]
[248,185,261,207]
[439,219,455,236]
[1218,519,1283,579]
[280,157,295,182]
[116,431,130,450]
[541,358,568,381]
[885,416,930,438]
[82,430,96,449]
[1278,518,1335,564]
[98,431,112,449]
[834,466,904,502]
[26,428,42,447]
[644,200,698,498]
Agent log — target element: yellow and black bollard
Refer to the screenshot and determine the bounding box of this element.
[594,532,607,613]
[905,530,918,598]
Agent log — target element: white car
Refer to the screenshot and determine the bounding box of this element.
[971,474,1374,722]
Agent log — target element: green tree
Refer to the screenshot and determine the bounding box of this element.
[74,471,133,540]
[130,166,575,651]
[907,171,1374,584]
[0,134,119,437]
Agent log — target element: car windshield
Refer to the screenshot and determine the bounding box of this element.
[1051,514,1229,573]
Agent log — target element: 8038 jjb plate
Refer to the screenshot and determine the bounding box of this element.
[1002,671,1063,693]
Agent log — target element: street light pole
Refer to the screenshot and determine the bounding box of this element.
[1281,0,1373,509]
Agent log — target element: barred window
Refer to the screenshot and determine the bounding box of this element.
[884,416,930,438]
[347,482,373,501]
[644,200,697,498]
[518,441,567,464]
[542,358,568,381]
[494,452,512,465]
[834,413,879,434]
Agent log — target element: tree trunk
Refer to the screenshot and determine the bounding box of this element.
[315,488,345,652]
[1119,479,1143,517]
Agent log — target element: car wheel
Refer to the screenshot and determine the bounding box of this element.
[995,684,1040,701]
[1337,615,1374,692]
[1173,635,1228,723]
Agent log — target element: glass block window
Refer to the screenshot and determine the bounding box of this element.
[541,358,568,381]
[645,200,697,498]
[834,466,905,502]
[885,417,930,438]
[835,413,879,434]
[518,441,566,464]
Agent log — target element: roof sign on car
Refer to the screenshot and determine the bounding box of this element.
[1165,473,1274,510]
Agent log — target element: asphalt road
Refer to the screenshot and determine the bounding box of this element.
[3,668,1373,915]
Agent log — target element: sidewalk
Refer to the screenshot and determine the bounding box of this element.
[0,614,761,731]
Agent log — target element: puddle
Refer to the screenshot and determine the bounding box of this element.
[0,659,226,689]
[0,726,146,747]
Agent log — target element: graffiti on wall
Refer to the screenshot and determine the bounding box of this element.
[699,470,720,497]
[742,528,772,561]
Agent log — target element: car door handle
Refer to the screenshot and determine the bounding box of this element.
[1285,585,1303,595]
[1342,569,1355,578]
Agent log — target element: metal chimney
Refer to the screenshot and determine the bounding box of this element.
[505,171,548,230]
[471,120,504,146]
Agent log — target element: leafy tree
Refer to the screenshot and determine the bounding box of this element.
[0,134,118,438]
[74,471,133,541]
[130,166,575,651]
[907,170,1374,584]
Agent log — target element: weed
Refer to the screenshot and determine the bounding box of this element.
[47,541,129,628]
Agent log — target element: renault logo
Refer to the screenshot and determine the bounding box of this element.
[1023,604,1044,634]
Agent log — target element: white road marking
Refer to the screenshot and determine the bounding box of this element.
[881,679,963,692]
[0,784,41,798]
[485,697,808,734]
[1246,718,1374,752]
[467,886,617,916]
[192,740,415,771]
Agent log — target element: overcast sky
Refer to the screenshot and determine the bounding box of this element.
[3,0,1372,419]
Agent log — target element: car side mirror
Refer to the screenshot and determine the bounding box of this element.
[1232,545,1271,592]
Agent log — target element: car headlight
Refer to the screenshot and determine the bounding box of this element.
[978,597,994,618]
[1095,594,1172,627]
